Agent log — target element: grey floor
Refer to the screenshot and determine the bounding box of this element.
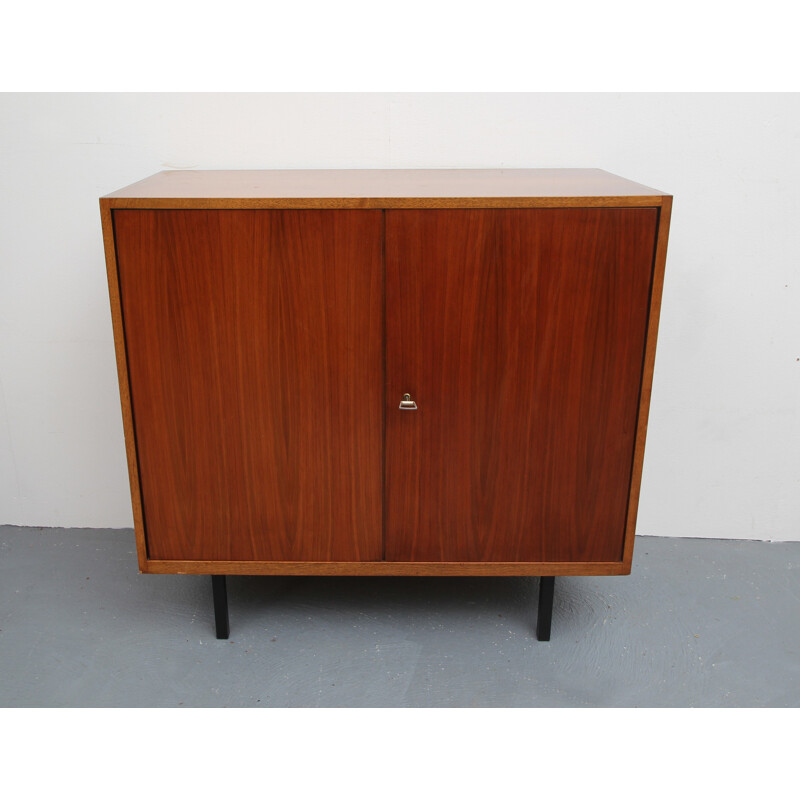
[0,525,798,707]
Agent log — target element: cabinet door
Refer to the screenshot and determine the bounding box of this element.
[385,209,658,562]
[115,210,383,562]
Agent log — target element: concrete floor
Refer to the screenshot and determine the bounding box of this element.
[0,525,798,707]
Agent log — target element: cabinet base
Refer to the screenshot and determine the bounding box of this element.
[207,574,557,641]
[145,558,629,576]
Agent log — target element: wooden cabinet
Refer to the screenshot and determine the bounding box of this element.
[101,169,672,639]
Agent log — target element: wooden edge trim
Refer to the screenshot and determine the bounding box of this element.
[104,196,667,210]
[142,559,630,576]
[621,196,673,568]
[100,200,148,572]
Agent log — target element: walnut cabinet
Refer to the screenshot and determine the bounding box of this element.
[101,169,672,640]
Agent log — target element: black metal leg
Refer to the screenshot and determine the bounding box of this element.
[212,575,229,639]
[536,576,555,641]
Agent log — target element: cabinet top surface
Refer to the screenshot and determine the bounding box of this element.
[101,169,669,209]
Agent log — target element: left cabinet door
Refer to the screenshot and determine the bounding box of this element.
[114,210,384,562]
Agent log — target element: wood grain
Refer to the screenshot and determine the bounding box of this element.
[622,196,673,568]
[106,196,666,210]
[101,204,148,570]
[142,559,630,576]
[385,209,658,563]
[102,170,671,578]
[101,169,667,209]
[113,209,383,562]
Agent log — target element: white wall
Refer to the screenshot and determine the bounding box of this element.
[1,93,798,539]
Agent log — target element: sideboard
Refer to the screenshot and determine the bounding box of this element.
[100,169,672,640]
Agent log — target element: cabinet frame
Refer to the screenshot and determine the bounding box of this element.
[100,170,672,577]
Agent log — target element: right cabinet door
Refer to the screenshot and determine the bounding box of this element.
[385,208,658,562]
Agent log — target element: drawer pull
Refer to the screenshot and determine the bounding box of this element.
[399,393,418,410]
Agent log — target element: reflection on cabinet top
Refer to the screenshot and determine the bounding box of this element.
[101,169,670,209]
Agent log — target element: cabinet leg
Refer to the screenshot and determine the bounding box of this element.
[212,575,229,639]
[536,576,555,641]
